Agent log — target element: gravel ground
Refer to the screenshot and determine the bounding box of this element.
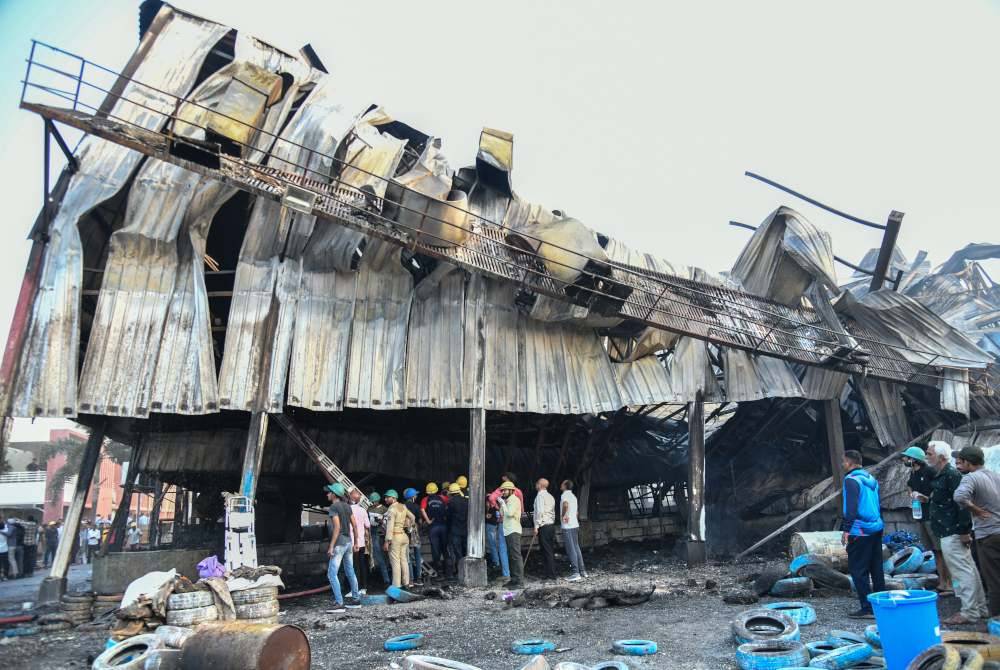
[0,544,985,669]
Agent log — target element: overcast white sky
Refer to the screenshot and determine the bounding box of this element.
[0,1,998,437]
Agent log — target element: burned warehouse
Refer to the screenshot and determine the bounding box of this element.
[0,2,999,668]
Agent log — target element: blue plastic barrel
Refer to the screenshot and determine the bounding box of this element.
[867,590,940,670]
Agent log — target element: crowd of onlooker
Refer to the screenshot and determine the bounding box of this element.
[0,510,151,581]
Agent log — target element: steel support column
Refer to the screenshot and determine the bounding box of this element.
[240,411,269,501]
[39,420,106,604]
[685,393,706,567]
[460,410,488,587]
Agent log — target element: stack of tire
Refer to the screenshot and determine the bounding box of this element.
[882,546,938,590]
[60,591,95,626]
[92,593,123,618]
[233,585,280,624]
[165,590,219,627]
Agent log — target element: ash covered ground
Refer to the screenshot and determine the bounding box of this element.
[0,542,982,669]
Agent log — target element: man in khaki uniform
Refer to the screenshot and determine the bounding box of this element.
[383,489,416,588]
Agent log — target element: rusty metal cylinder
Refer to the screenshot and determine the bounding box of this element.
[181,622,310,670]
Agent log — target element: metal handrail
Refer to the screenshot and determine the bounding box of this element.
[17,39,993,386]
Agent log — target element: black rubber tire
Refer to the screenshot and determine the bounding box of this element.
[166,590,214,610]
[907,644,961,670]
[957,647,985,670]
[753,568,788,597]
[735,640,809,669]
[799,563,853,591]
[732,609,799,645]
[93,634,162,670]
[769,577,814,597]
[231,586,279,606]
[235,600,279,620]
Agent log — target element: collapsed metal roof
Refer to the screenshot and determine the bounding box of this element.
[4,2,996,427]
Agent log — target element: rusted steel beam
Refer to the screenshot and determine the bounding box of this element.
[869,210,904,291]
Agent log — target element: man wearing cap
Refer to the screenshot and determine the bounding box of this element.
[367,492,391,586]
[904,445,953,592]
[925,441,988,624]
[955,445,1000,616]
[498,480,524,588]
[325,483,362,612]
[420,482,449,576]
[383,489,416,588]
[445,483,468,579]
[403,488,423,585]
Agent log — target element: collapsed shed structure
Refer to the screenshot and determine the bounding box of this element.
[1,2,997,596]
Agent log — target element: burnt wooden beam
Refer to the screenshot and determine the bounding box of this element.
[823,399,846,486]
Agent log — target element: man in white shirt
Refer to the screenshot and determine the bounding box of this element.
[533,479,557,580]
[560,479,587,581]
[86,525,100,563]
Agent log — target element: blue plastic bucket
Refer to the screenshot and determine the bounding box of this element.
[867,590,940,670]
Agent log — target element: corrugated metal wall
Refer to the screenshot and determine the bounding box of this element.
[14,9,231,417]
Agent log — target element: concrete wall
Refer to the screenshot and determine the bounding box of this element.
[93,548,207,595]
[93,514,683,592]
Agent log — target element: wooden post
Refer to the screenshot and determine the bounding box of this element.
[824,399,846,487]
[686,393,706,566]
[240,411,269,501]
[38,420,106,604]
[148,480,166,546]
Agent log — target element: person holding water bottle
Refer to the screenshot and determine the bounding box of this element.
[903,445,953,594]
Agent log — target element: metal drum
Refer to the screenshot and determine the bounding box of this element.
[182,623,310,670]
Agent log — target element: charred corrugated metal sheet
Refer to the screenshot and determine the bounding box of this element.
[731,206,837,306]
[404,271,469,408]
[939,367,970,416]
[837,289,993,369]
[218,74,360,412]
[613,355,679,405]
[723,348,804,402]
[80,36,310,418]
[343,260,413,409]
[854,374,910,447]
[796,366,849,400]
[13,8,230,417]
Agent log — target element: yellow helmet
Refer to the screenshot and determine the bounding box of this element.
[441,481,451,493]
[456,475,468,489]
[425,482,439,494]
[500,481,516,491]
[448,483,462,494]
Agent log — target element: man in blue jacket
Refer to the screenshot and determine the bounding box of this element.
[841,450,886,618]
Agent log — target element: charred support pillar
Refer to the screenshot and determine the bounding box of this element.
[39,420,106,604]
[824,399,846,486]
[460,407,488,587]
[240,411,269,501]
[685,395,706,567]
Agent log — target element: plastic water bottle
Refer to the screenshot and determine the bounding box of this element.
[911,495,923,520]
